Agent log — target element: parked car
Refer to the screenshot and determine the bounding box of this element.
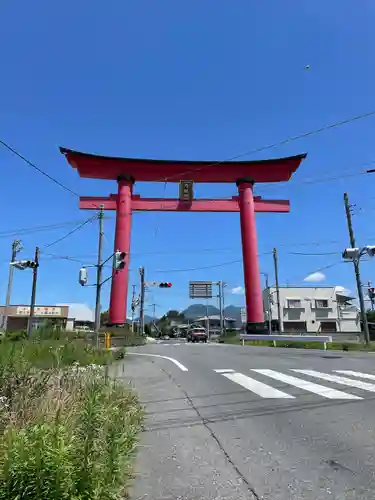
[187,327,208,343]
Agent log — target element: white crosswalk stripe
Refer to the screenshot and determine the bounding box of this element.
[221,372,294,399]
[252,369,361,400]
[213,368,375,400]
[293,369,375,393]
[334,370,375,381]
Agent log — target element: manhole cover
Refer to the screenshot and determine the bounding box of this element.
[321,355,342,359]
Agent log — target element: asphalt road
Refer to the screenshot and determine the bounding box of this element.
[121,341,375,500]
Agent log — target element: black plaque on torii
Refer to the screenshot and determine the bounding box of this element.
[179,180,194,201]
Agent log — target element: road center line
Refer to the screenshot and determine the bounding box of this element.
[252,369,361,400]
[129,352,188,371]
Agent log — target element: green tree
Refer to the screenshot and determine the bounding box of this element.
[366,309,375,323]
[100,310,109,326]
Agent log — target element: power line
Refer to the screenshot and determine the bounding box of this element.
[288,251,341,256]
[152,252,272,273]
[41,253,87,264]
[42,215,97,249]
[258,159,375,193]
[153,259,242,273]
[38,241,345,262]
[283,261,346,286]
[0,139,80,197]
[0,219,90,239]
[159,109,375,182]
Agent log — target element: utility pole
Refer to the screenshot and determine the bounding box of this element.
[27,247,39,338]
[4,239,22,332]
[94,205,104,347]
[368,281,374,311]
[151,302,157,320]
[218,281,224,335]
[222,282,227,336]
[263,273,272,335]
[131,284,136,332]
[205,302,210,340]
[344,192,370,345]
[273,248,283,332]
[139,267,145,335]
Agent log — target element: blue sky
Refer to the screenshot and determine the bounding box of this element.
[1,0,375,316]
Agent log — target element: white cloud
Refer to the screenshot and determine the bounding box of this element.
[303,271,326,283]
[335,286,351,296]
[57,303,94,322]
[231,286,245,295]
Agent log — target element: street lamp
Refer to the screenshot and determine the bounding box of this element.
[342,244,375,346]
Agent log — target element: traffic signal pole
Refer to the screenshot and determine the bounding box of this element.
[131,284,136,332]
[94,205,104,347]
[139,267,145,335]
[27,247,39,338]
[344,192,370,345]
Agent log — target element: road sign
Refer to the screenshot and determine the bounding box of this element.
[179,181,194,201]
[240,307,247,324]
[189,281,213,299]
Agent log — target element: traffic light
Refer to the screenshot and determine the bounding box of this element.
[365,245,375,258]
[113,251,126,270]
[79,267,88,286]
[159,282,172,288]
[26,260,38,269]
[368,287,375,299]
[12,260,38,270]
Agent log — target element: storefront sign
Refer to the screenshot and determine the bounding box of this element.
[16,306,62,316]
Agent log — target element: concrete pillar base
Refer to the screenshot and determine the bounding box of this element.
[246,322,268,334]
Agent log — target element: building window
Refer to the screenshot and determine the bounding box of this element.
[315,299,329,308]
[320,321,337,332]
[286,299,302,308]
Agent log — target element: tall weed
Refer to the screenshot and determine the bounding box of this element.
[0,337,142,499]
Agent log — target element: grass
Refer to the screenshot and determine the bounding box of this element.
[222,335,375,351]
[0,331,143,499]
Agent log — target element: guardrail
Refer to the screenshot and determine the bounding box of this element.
[240,334,333,350]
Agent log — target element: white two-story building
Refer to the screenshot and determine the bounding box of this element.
[262,286,360,333]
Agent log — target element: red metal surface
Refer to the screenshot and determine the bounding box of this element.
[238,183,264,324]
[108,179,132,325]
[60,147,306,183]
[79,195,290,213]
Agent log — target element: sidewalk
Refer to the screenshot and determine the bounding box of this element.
[119,355,253,500]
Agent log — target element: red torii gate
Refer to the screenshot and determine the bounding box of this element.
[60,148,306,333]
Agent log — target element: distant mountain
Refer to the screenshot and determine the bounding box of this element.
[182,304,243,327]
[137,305,244,327]
[224,305,243,327]
[182,304,220,319]
[139,315,156,324]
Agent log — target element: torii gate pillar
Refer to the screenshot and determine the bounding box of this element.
[237,179,264,329]
[108,177,133,325]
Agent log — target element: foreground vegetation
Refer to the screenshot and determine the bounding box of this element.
[0,330,143,499]
[222,335,375,351]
